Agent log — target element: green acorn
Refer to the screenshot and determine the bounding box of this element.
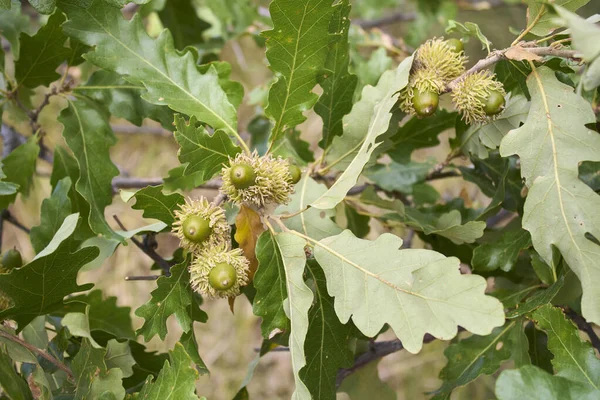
[445,38,464,53]
[189,243,250,299]
[288,164,302,184]
[451,71,506,124]
[221,152,294,207]
[399,68,444,116]
[172,197,230,253]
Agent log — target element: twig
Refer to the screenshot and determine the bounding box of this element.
[0,330,74,382]
[125,275,161,281]
[446,45,580,92]
[354,11,417,29]
[1,210,30,234]
[211,193,227,206]
[565,308,600,353]
[112,215,173,275]
[1,124,26,157]
[110,124,171,137]
[111,176,222,194]
[336,327,466,386]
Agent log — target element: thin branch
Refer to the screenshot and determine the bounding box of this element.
[565,308,600,353]
[111,124,171,137]
[1,210,30,234]
[0,330,74,382]
[111,176,222,194]
[446,45,580,92]
[354,11,417,29]
[112,215,173,275]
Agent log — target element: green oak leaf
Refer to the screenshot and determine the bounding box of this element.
[59,96,121,241]
[135,259,207,341]
[62,310,102,348]
[28,0,56,14]
[472,226,531,272]
[180,329,209,375]
[125,184,184,227]
[0,214,97,329]
[532,305,600,390]
[0,162,19,198]
[15,12,70,88]
[300,261,353,400]
[446,20,491,52]
[366,160,436,194]
[505,273,565,319]
[315,0,357,150]
[386,110,457,164]
[173,114,241,185]
[353,47,392,91]
[432,321,519,399]
[0,346,32,400]
[496,365,600,400]
[0,2,29,59]
[579,161,600,193]
[385,208,486,245]
[30,177,72,253]
[313,231,504,353]
[276,233,312,400]
[71,339,126,400]
[275,176,342,241]
[78,70,174,129]
[263,0,334,143]
[499,66,600,325]
[314,56,413,209]
[554,6,600,90]
[270,129,315,164]
[344,203,370,239]
[51,146,94,240]
[455,94,529,159]
[55,289,136,340]
[525,0,590,37]
[157,0,210,49]
[104,339,136,378]
[253,231,289,337]
[59,0,239,138]
[137,343,200,400]
[0,136,38,209]
[338,360,395,400]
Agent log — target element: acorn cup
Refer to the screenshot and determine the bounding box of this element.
[172,197,230,253]
[451,71,506,124]
[220,152,294,207]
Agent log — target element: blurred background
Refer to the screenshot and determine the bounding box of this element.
[3,0,600,398]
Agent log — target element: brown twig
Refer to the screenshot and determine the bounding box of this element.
[565,308,600,353]
[112,215,173,275]
[0,330,74,382]
[125,275,161,281]
[110,124,171,137]
[1,210,30,234]
[446,45,580,92]
[111,176,222,194]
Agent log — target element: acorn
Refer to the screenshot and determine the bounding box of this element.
[221,152,294,207]
[483,90,506,116]
[189,243,249,299]
[413,90,439,117]
[288,164,302,184]
[230,163,256,190]
[172,197,230,253]
[451,71,506,124]
[445,38,464,53]
[2,249,22,270]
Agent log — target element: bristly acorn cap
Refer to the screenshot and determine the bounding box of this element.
[172,197,230,253]
[451,70,506,125]
[221,152,294,207]
[189,243,250,299]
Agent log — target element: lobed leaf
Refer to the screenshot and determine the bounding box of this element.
[500,66,600,324]
[263,0,335,143]
[525,0,590,37]
[276,175,342,241]
[15,12,70,88]
[126,184,184,228]
[313,230,504,353]
[59,0,239,137]
[59,96,121,241]
[0,214,97,329]
[314,56,413,209]
[315,0,357,149]
[0,136,39,209]
[30,177,72,253]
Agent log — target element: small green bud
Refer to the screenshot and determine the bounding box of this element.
[445,38,464,53]
[2,249,22,270]
[288,164,302,184]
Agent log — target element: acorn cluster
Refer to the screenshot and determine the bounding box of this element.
[172,153,301,299]
[0,249,23,311]
[400,37,506,124]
